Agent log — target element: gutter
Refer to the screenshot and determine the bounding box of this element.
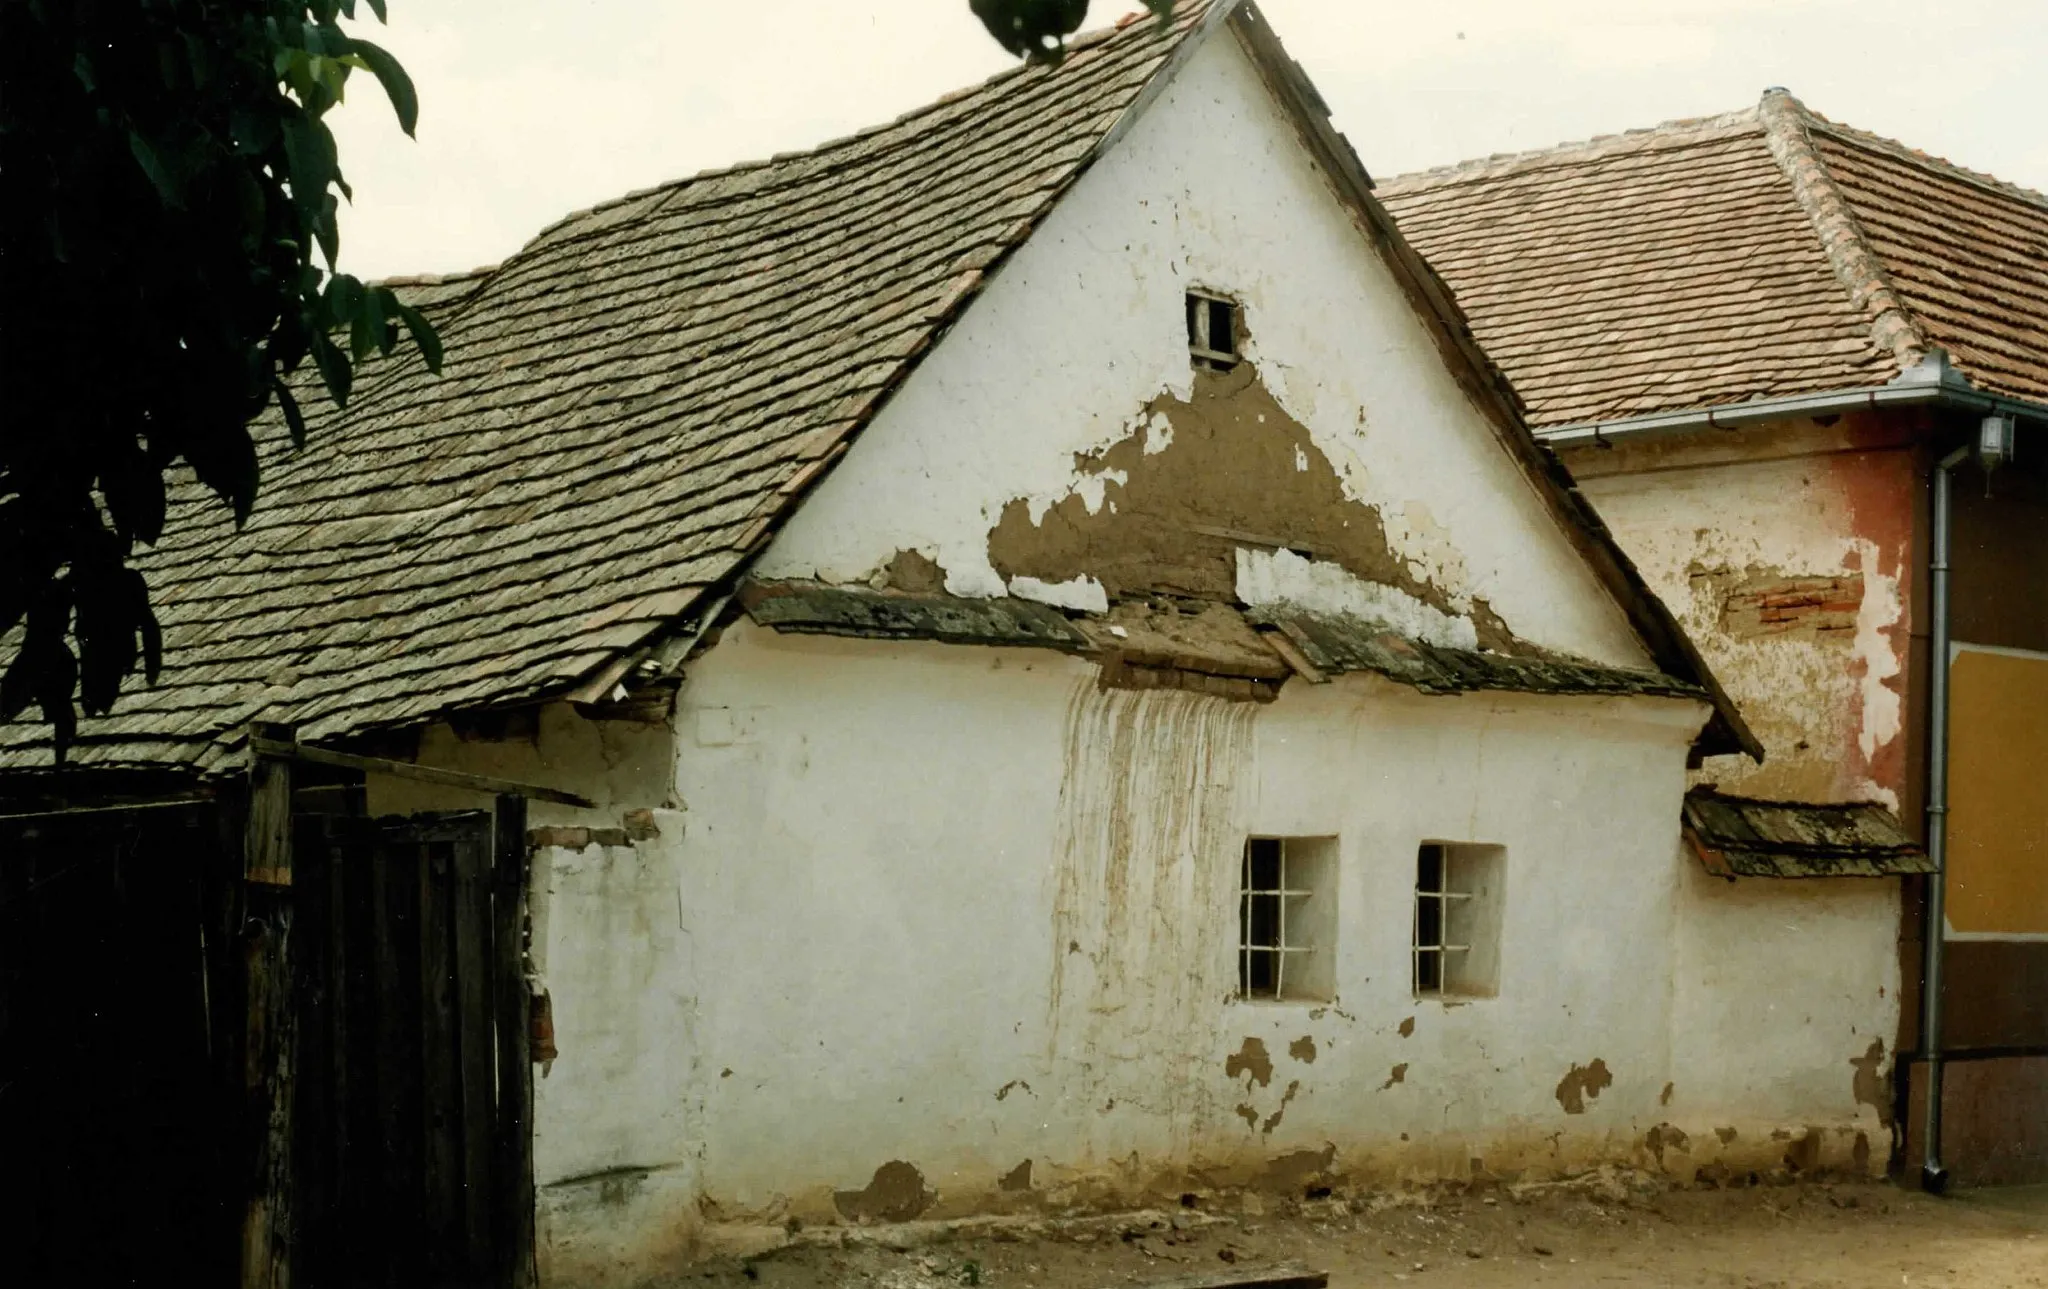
[1538,351,2048,449]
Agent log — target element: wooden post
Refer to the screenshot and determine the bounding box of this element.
[241,738,295,1289]
[492,794,537,1289]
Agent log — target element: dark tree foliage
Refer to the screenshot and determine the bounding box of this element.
[0,0,438,756]
[0,0,1165,759]
[971,0,1174,61]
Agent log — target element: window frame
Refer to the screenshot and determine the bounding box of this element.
[1412,841,1506,1000]
[1238,835,1336,1002]
[1186,289,1242,371]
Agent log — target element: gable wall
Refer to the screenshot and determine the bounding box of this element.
[757,29,1649,668]
[1558,412,1921,809]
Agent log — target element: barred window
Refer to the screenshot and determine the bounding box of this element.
[1239,836,1337,1001]
[1413,842,1506,998]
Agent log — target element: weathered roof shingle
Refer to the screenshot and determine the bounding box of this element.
[1682,785,1931,878]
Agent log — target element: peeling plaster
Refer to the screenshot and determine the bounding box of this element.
[1235,547,1481,650]
[1847,540,1904,803]
[832,1161,936,1223]
[1849,1039,1893,1128]
[1262,1080,1302,1135]
[1554,1059,1613,1114]
[1226,1037,1275,1089]
[1009,574,1110,614]
[986,365,1509,655]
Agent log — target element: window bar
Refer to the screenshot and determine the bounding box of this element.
[1240,841,1252,997]
[1274,841,1287,1000]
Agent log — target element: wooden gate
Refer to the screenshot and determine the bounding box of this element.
[292,807,534,1289]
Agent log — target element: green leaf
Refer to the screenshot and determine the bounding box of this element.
[326,273,363,329]
[185,425,263,524]
[366,0,388,21]
[311,331,354,407]
[392,299,443,374]
[229,107,279,154]
[128,131,184,207]
[315,55,350,105]
[349,290,389,362]
[274,376,308,449]
[345,38,419,137]
[281,115,336,215]
[102,440,168,545]
[134,574,164,686]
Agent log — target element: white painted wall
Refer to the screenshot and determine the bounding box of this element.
[1669,860,1901,1161]
[365,635,1899,1283]
[523,620,1788,1280]
[756,26,1649,670]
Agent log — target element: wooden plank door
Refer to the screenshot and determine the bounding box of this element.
[295,805,531,1289]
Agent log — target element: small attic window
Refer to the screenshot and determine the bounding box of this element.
[1186,290,1240,371]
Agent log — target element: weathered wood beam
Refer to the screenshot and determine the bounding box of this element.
[0,793,213,821]
[241,749,294,1289]
[247,737,596,809]
[493,794,538,1289]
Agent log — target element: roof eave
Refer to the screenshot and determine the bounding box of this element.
[1540,357,2048,449]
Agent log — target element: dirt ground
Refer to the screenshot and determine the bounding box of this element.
[670,1176,2048,1289]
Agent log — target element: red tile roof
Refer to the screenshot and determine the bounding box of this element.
[1379,90,2048,428]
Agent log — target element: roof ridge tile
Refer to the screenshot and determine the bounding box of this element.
[1378,108,1765,194]
[1758,88,1929,375]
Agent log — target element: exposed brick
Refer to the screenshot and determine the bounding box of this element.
[1722,572,1863,639]
[588,828,632,848]
[622,808,661,840]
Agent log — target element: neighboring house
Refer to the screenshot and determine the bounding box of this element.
[1382,89,2048,1186]
[0,8,1923,1287]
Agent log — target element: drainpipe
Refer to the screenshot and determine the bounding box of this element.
[1917,442,1969,1195]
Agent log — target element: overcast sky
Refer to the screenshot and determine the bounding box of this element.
[329,0,2048,281]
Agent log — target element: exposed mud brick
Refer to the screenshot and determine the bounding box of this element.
[1721,573,1863,638]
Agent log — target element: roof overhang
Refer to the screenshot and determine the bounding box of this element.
[1682,785,1931,879]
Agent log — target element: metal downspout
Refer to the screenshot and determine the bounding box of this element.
[1919,444,1970,1194]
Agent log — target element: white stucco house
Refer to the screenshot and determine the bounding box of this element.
[0,3,1922,1285]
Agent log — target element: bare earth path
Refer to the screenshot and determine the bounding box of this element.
[675,1180,2048,1289]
